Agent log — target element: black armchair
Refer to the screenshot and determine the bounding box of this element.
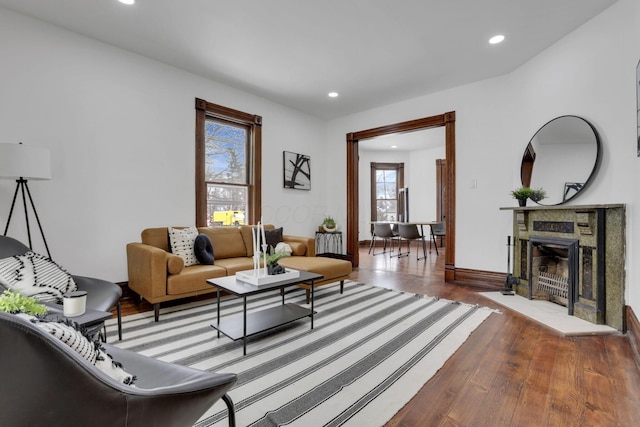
[0,311,237,426]
[0,235,123,340]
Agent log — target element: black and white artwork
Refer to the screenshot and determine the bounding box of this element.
[283,151,311,190]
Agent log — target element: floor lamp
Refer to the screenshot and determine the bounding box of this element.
[0,143,52,258]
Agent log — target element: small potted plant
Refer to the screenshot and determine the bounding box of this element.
[530,188,547,204]
[510,186,533,207]
[322,216,336,232]
[265,249,289,275]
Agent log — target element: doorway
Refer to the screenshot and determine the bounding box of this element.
[346,112,456,281]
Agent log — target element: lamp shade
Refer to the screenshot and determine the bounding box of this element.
[0,143,51,180]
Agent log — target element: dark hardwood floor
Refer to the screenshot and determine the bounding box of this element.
[117,245,640,426]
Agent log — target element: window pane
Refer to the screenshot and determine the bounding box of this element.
[384,183,396,199]
[384,170,396,184]
[205,120,247,184]
[207,184,247,226]
[376,200,397,221]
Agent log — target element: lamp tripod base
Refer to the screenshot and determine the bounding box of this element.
[3,178,51,259]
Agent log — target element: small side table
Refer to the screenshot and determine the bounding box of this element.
[45,308,113,341]
[315,231,343,255]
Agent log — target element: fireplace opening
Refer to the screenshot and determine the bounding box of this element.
[528,236,580,315]
[531,244,569,306]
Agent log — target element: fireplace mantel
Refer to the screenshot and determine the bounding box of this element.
[500,203,625,212]
[501,204,625,331]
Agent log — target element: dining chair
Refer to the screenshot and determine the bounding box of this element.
[429,221,445,256]
[397,223,427,260]
[369,223,396,256]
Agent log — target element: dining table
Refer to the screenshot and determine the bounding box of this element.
[370,220,440,257]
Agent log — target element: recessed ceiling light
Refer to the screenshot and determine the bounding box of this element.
[328,92,339,98]
[391,145,398,149]
[489,35,505,45]
[119,0,135,5]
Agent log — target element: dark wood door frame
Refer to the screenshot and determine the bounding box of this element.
[346,111,456,281]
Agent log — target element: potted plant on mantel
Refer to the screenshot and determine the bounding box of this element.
[510,186,547,206]
[510,186,533,207]
[529,188,547,204]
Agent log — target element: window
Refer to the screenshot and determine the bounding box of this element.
[370,162,404,222]
[195,99,262,227]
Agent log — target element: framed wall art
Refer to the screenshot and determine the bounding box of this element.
[283,151,311,190]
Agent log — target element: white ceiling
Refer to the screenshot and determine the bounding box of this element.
[0,0,617,119]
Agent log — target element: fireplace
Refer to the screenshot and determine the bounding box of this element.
[502,204,625,331]
[528,236,579,315]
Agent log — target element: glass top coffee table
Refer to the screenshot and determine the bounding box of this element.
[207,270,323,355]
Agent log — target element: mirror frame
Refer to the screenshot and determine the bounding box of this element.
[521,115,601,206]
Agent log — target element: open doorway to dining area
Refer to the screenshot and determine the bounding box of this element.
[346,112,456,280]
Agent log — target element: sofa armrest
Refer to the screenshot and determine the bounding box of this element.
[283,235,315,257]
[126,243,170,300]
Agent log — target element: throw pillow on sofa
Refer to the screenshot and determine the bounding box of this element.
[0,252,77,303]
[193,234,214,265]
[168,226,199,267]
[263,227,284,250]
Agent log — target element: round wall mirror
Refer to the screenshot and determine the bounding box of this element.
[521,115,600,206]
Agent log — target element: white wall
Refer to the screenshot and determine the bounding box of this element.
[327,0,640,314]
[0,8,328,282]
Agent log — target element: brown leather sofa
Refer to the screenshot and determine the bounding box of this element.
[127,225,351,321]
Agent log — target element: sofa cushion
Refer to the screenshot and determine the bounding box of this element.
[277,256,352,282]
[212,257,255,275]
[239,224,277,257]
[168,227,199,267]
[198,227,247,259]
[0,252,77,303]
[166,265,227,295]
[141,228,171,251]
[194,234,214,265]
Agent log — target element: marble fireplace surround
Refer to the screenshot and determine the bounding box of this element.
[501,204,625,331]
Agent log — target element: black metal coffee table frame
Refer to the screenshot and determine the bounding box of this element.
[207,270,323,355]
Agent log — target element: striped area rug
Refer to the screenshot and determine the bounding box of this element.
[105,281,496,427]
